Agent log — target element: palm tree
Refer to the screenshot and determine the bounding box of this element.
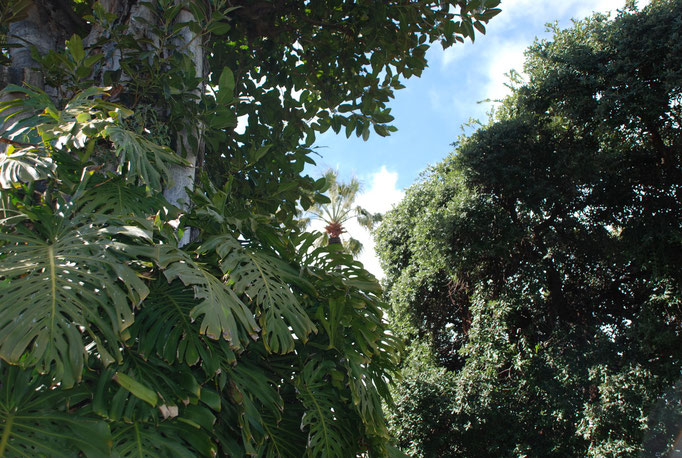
[306,169,381,257]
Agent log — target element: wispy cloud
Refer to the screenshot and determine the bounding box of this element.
[308,167,403,279]
[351,166,404,279]
[438,0,649,104]
[481,40,528,102]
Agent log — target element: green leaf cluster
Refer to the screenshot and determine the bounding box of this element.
[0,0,500,454]
[376,1,682,456]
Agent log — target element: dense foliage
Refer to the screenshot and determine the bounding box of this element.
[0,0,500,456]
[376,1,682,456]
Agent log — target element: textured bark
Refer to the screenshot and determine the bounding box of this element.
[1,2,57,152]
[4,0,205,245]
[164,7,205,246]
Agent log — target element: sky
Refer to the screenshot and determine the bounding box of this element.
[306,0,649,278]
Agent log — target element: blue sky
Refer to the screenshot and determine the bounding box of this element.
[305,0,648,277]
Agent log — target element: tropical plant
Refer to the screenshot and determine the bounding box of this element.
[306,169,381,256]
[376,1,682,456]
[0,0,500,455]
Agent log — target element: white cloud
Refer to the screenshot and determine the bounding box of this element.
[482,40,528,102]
[491,0,630,29]
[439,0,650,104]
[351,166,404,279]
[356,166,404,214]
[308,167,403,279]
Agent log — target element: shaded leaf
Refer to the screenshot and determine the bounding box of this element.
[129,279,236,371]
[105,126,187,192]
[0,365,111,457]
[296,359,357,457]
[203,235,316,353]
[161,248,260,347]
[111,418,215,458]
[0,213,150,386]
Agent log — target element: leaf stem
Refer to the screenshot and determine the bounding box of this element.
[48,245,56,344]
[0,412,14,456]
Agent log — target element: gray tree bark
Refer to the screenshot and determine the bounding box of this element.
[3,0,204,246]
[164,7,204,246]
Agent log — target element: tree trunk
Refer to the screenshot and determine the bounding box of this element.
[163,8,204,246]
[3,0,203,246]
[0,2,57,152]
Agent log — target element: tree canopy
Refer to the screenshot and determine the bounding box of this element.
[0,0,501,456]
[376,1,682,456]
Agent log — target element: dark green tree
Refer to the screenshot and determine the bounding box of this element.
[376,1,682,456]
[0,0,500,455]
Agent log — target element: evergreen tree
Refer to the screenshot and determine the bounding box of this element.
[0,0,500,455]
[377,2,682,456]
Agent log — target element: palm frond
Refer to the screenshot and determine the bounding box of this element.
[304,170,382,257]
[343,236,363,257]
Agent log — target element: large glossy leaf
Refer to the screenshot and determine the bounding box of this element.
[295,358,357,457]
[92,356,202,423]
[75,178,176,218]
[202,235,316,354]
[0,147,56,188]
[0,365,111,457]
[110,418,215,458]
[258,394,307,458]
[1,86,185,193]
[128,279,236,372]
[105,126,186,192]
[345,355,390,439]
[161,249,261,348]
[213,355,287,455]
[0,214,150,386]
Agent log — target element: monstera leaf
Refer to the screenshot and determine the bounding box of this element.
[1,85,186,193]
[258,392,307,458]
[213,354,290,456]
[110,418,216,458]
[75,178,176,219]
[201,235,316,354]
[0,365,111,457]
[92,357,202,422]
[0,212,150,387]
[160,247,260,348]
[295,358,358,457]
[0,147,56,188]
[105,126,186,192]
[128,279,237,372]
[345,354,391,439]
